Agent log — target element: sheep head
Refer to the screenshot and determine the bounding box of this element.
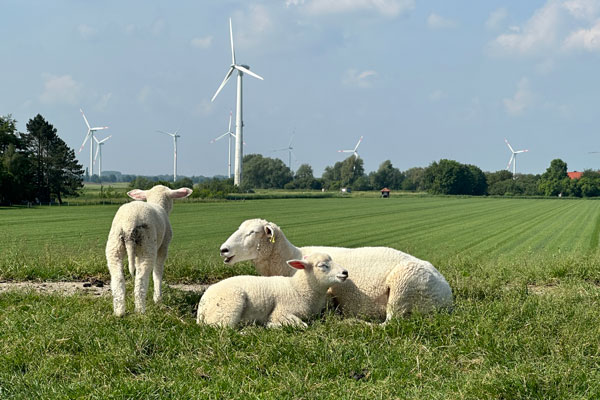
[127,185,192,213]
[220,218,279,265]
[287,253,349,286]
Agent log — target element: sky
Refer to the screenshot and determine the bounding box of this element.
[2,0,600,178]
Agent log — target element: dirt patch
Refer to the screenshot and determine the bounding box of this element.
[0,281,208,296]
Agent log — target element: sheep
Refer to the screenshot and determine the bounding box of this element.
[219,218,453,323]
[196,252,348,328]
[105,184,192,316]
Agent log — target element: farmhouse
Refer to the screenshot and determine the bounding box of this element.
[381,188,390,198]
[568,171,583,180]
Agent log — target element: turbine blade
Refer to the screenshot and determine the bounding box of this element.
[234,65,264,80]
[515,149,529,154]
[211,132,230,143]
[79,131,91,153]
[504,138,515,153]
[354,136,363,151]
[228,111,233,132]
[229,18,236,65]
[338,150,352,153]
[94,145,100,162]
[211,67,235,102]
[80,108,91,129]
[91,126,109,131]
[98,135,112,144]
[288,134,294,148]
[506,154,514,170]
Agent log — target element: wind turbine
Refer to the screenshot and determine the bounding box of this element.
[157,129,181,182]
[211,17,264,186]
[338,136,364,159]
[271,134,296,170]
[93,135,112,178]
[78,108,108,178]
[505,138,529,178]
[210,111,236,178]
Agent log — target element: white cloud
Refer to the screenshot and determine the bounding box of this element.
[503,77,534,116]
[486,8,508,30]
[233,5,273,48]
[564,0,600,20]
[342,69,377,88]
[152,18,166,36]
[190,36,213,49]
[563,19,600,50]
[77,24,97,40]
[39,74,82,105]
[491,1,562,55]
[95,93,112,111]
[194,99,214,117]
[292,0,415,17]
[429,90,446,102]
[427,13,457,29]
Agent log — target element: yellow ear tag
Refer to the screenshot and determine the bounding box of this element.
[270,235,276,244]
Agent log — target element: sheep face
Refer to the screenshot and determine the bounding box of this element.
[287,253,349,286]
[220,219,276,264]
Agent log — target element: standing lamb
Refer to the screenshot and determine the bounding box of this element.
[219,219,453,323]
[106,184,192,316]
[197,252,348,328]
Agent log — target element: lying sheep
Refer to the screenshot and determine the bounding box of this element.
[197,253,348,328]
[219,219,453,323]
[106,185,192,316]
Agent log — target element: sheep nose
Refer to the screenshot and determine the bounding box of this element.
[341,270,348,278]
[220,247,229,255]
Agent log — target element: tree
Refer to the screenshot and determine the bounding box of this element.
[285,164,321,190]
[21,114,83,203]
[467,164,487,195]
[538,159,569,196]
[369,160,404,190]
[402,167,426,191]
[242,154,293,189]
[0,115,34,204]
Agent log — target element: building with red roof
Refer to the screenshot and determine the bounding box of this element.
[567,171,583,180]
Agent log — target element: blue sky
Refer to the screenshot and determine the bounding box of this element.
[2,0,600,177]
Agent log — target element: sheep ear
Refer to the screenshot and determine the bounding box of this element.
[127,189,147,200]
[287,260,307,270]
[170,187,193,199]
[264,224,274,238]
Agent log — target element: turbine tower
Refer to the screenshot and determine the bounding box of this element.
[78,108,108,179]
[211,18,264,186]
[93,135,112,178]
[210,111,236,178]
[272,134,296,170]
[505,138,529,178]
[157,129,181,182]
[338,136,364,159]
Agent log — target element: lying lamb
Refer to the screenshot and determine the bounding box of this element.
[219,219,453,323]
[197,253,348,328]
[106,184,192,316]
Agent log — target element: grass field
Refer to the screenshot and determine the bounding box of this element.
[2,196,600,398]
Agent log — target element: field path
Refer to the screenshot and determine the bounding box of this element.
[0,281,208,296]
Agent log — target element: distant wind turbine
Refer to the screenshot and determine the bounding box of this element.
[157,129,181,182]
[211,17,264,186]
[505,138,529,178]
[210,111,236,178]
[338,136,363,159]
[271,134,296,170]
[93,135,112,178]
[78,108,108,178]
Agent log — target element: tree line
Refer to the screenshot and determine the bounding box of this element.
[1,114,83,205]
[4,113,600,204]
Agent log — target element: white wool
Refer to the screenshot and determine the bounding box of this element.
[197,253,348,328]
[219,218,453,322]
[105,185,192,316]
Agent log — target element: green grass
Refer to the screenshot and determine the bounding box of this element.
[2,196,600,398]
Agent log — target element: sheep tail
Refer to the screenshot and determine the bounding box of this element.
[125,239,136,277]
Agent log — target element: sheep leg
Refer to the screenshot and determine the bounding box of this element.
[134,254,155,314]
[106,233,126,317]
[153,244,168,304]
[267,313,307,328]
